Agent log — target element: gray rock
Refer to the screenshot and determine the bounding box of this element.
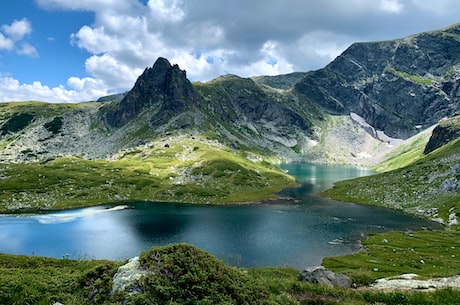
[299,266,352,288]
[112,257,149,296]
[441,177,460,192]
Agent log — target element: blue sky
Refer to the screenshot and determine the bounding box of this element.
[0,0,459,103]
[0,0,93,86]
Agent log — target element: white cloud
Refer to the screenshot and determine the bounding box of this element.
[148,0,185,22]
[84,54,143,89]
[0,75,107,103]
[17,43,38,57]
[0,18,38,57]
[1,18,32,41]
[379,0,404,13]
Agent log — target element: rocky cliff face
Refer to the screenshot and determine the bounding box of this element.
[194,75,323,159]
[103,57,200,128]
[295,23,460,139]
[101,58,327,161]
[424,115,460,154]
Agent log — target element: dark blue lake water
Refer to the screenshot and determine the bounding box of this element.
[0,163,439,268]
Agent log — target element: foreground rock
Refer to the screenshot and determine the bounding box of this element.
[299,266,352,288]
[371,273,460,291]
[112,256,149,296]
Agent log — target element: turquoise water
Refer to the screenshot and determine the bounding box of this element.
[0,163,439,268]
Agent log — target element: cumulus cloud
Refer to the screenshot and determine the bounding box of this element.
[1,18,32,42]
[0,18,38,57]
[0,74,108,103]
[17,43,38,57]
[37,0,425,87]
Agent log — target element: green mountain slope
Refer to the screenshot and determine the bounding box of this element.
[322,136,460,224]
[0,135,295,212]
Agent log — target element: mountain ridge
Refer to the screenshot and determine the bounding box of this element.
[0,23,459,210]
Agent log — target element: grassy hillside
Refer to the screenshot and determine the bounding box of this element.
[371,125,434,172]
[0,135,295,212]
[321,137,460,224]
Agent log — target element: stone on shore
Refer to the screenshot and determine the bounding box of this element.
[299,266,352,288]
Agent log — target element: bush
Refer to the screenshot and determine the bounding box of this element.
[121,244,272,305]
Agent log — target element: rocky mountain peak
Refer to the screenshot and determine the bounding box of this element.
[103,57,199,128]
[295,24,460,139]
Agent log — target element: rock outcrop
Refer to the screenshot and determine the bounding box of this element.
[424,115,460,154]
[112,257,149,296]
[371,273,460,291]
[299,266,352,288]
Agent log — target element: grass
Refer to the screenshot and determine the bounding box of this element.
[323,230,460,285]
[0,253,120,305]
[372,126,433,172]
[0,101,97,121]
[2,244,460,305]
[386,67,435,86]
[319,132,460,295]
[0,136,296,212]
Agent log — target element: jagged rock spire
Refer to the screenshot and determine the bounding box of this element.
[104,57,199,128]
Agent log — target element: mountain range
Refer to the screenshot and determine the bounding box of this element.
[0,23,459,214]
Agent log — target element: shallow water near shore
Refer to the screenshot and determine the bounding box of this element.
[0,163,440,268]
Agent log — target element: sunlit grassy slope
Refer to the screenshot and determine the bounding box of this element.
[323,230,460,285]
[321,137,460,224]
[371,125,434,172]
[0,135,296,212]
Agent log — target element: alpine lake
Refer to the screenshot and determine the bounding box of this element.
[0,163,440,269]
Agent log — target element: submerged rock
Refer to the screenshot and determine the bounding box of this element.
[299,266,352,288]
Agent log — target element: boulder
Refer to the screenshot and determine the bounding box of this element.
[299,266,352,288]
[111,257,149,296]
